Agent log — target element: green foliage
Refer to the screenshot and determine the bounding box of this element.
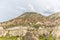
[0,36,17,40]
[39,34,55,40]
[58,36,60,40]
[39,35,46,40]
[32,24,40,29]
[8,36,17,40]
[47,34,54,40]
[0,36,6,40]
[21,36,25,40]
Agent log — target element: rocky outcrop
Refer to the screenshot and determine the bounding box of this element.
[0,26,59,40]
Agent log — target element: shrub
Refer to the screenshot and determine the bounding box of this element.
[8,36,17,40]
[39,35,46,40]
[58,36,60,40]
[0,36,6,40]
[47,34,54,40]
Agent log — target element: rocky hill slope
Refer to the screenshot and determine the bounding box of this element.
[0,12,60,28]
[48,12,60,26]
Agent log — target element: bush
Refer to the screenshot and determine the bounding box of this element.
[0,36,6,40]
[39,34,55,40]
[39,35,46,40]
[8,36,17,40]
[47,34,54,40]
[32,24,40,29]
[0,36,17,40]
[58,36,60,40]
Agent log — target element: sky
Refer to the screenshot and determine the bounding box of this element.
[0,0,60,22]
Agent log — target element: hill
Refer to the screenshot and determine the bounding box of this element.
[48,12,60,26]
[0,12,60,28]
[0,12,47,28]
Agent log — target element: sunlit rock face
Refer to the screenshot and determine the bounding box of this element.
[0,26,60,40]
[51,26,60,40]
[0,27,8,37]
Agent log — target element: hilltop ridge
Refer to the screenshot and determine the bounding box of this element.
[0,12,60,28]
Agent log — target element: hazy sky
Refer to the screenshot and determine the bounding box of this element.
[0,0,60,22]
